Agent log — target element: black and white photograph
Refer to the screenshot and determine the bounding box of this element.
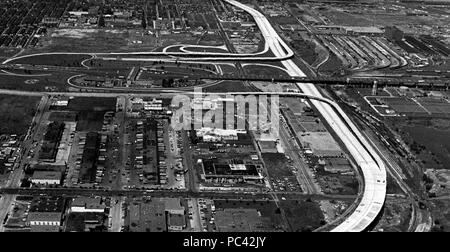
[0,0,449,241]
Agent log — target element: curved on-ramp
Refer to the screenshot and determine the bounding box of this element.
[225,0,387,232]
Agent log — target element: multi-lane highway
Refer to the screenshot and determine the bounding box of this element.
[225,0,387,232]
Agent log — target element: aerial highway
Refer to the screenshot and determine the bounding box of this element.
[0,0,387,233]
[225,0,387,232]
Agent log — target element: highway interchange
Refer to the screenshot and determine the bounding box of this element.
[0,0,388,232]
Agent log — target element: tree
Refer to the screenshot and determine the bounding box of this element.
[98,15,105,28]
[142,13,147,29]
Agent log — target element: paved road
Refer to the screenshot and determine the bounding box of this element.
[279,111,320,194]
[109,196,124,232]
[0,194,14,232]
[0,186,356,200]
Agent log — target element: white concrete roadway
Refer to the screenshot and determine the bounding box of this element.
[225,0,387,232]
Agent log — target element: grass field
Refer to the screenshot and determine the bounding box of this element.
[289,37,319,65]
[9,54,92,67]
[203,80,255,92]
[0,95,41,136]
[318,52,344,76]
[403,125,450,170]
[280,199,325,232]
[0,71,75,91]
[198,33,225,46]
[0,48,21,62]
[182,46,228,53]
[243,65,290,78]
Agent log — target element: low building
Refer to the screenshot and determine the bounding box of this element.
[31,171,62,185]
[28,212,62,226]
[168,214,186,231]
[27,197,65,231]
[196,128,246,142]
[162,198,185,215]
[71,197,106,213]
[258,140,278,153]
[129,200,167,232]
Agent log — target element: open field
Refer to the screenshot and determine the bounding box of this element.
[20,30,199,55]
[0,71,75,91]
[203,80,255,92]
[0,95,41,135]
[280,199,325,232]
[26,29,131,54]
[0,48,22,62]
[8,54,92,67]
[403,125,450,170]
[243,65,290,78]
[67,97,117,112]
[198,33,225,46]
[318,52,344,76]
[289,36,319,66]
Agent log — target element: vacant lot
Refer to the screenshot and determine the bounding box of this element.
[214,199,286,231]
[26,29,144,54]
[0,95,41,136]
[65,97,116,131]
[76,111,105,132]
[67,97,116,112]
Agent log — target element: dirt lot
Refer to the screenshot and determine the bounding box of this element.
[374,197,412,232]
